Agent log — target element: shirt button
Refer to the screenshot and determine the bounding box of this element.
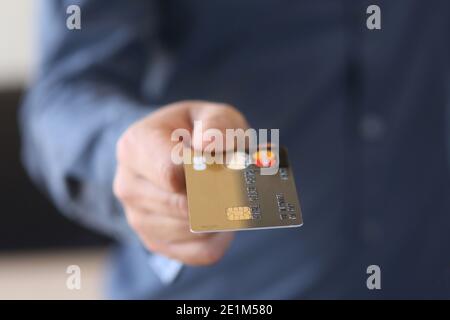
[359,114,386,141]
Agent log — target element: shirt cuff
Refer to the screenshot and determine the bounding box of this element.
[147,253,183,284]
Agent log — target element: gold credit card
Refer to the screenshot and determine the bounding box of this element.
[184,147,303,232]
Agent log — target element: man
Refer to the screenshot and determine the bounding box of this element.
[21,0,450,299]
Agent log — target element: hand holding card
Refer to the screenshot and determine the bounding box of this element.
[184,146,303,232]
[114,101,247,265]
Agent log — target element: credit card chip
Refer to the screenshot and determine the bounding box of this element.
[226,206,252,221]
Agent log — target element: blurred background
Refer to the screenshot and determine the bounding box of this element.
[0,0,110,299]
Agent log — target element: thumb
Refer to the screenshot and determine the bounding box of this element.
[190,103,249,152]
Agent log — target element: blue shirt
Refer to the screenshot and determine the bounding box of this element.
[20,0,450,299]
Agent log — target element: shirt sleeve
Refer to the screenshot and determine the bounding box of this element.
[20,0,158,242]
[20,0,184,283]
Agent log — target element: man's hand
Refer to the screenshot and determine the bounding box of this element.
[113,101,248,265]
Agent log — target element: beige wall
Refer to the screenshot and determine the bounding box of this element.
[0,249,106,300]
[0,0,34,89]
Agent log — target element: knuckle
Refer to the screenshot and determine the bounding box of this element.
[142,239,164,254]
[113,174,128,202]
[168,194,187,215]
[194,244,224,265]
[159,162,179,191]
[226,106,247,127]
[202,248,224,265]
[216,102,240,117]
[218,102,235,111]
[116,131,133,164]
[125,211,143,232]
[211,103,247,129]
